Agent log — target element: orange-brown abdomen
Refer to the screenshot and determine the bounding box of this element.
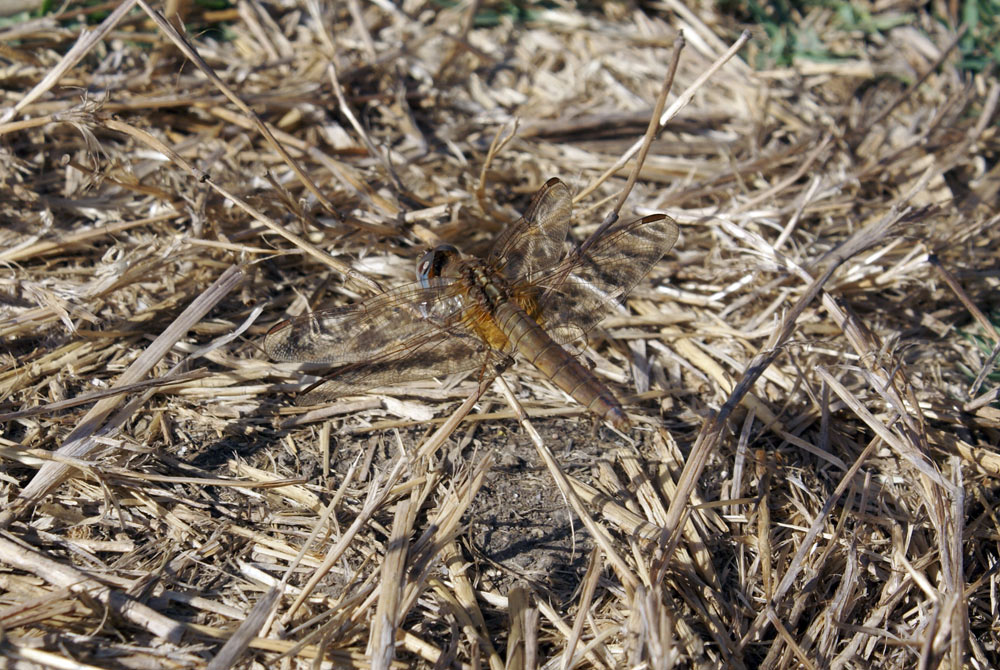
[492,301,629,430]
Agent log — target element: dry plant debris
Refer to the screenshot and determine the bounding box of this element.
[1,1,998,668]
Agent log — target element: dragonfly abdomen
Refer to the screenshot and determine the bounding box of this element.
[493,301,630,431]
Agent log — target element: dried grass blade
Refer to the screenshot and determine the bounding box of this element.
[368,498,411,670]
[817,367,950,489]
[492,376,640,592]
[738,437,881,649]
[132,0,338,215]
[664,198,915,536]
[574,30,750,203]
[506,584,529,670]
[4,265,244,524]
[0,534,184,642]
[282,459,402,621]
[0,0,139,124]
[0,370,209,422]
[205,587,282,670]
[561,547,602,670]
[440,541,505,670]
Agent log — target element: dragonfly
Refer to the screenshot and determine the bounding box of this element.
[264,178,678,430]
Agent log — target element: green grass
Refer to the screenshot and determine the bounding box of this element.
[961,311,1000,390]
[957,0,1000,72]
[721,0,997,74]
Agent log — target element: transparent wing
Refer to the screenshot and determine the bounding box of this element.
[301,336,498,400]
[533,213,679,345]
[487,178,572,284]
[265,282,465,364]
[264,281,488,396]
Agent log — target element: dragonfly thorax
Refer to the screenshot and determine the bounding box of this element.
[417,244,516,312]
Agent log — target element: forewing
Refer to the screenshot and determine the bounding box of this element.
[535,213,679,342]
[487,178,572,283]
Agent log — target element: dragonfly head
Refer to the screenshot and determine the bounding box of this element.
[417,244,460,288]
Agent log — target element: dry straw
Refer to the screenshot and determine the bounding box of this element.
[1,1,998,669]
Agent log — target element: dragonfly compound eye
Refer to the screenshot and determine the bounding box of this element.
[417,245,459,288]
[416,253,434,288]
